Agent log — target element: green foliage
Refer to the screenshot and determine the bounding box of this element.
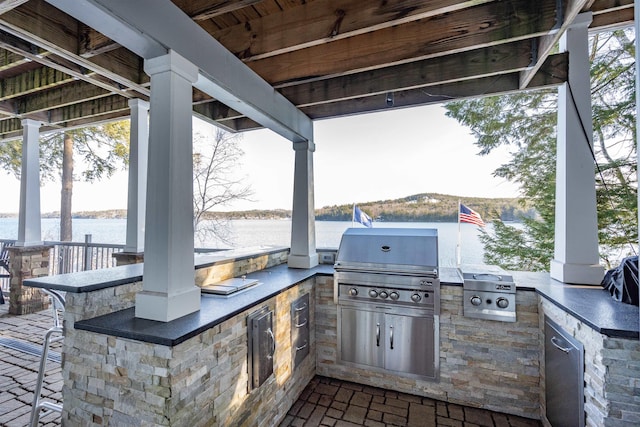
[0,120,130,182]
[445,29,638,271]
[314,193,531,222]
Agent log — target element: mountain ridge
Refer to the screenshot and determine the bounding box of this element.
[0,192,532,222]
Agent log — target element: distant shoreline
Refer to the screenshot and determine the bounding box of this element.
[0,192,529,222]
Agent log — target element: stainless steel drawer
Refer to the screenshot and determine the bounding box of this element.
[291,293,309,369]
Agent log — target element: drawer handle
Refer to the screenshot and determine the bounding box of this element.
[390,325,394,350]
[376,323,380,347]
[550,336,571,354]
[295,340,308,352]
[295,318,308,328]
[266,328,276,358]
[294,303,308,312]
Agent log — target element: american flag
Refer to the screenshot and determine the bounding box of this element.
[459,203,485,227]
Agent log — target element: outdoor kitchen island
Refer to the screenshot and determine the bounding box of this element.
[23,247,640,427]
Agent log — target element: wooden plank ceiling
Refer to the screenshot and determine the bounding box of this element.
[0,0,634,140]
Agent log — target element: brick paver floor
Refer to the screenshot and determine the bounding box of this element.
[0,302,62,427]
[1,301,542,427]
[279,376,542,427]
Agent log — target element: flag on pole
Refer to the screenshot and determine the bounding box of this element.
[353,205,373,228]
[459,203,486,227]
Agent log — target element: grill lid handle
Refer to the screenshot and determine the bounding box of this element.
[472,273,503,281]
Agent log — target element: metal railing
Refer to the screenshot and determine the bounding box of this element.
[0,236,226,299]
[47,235,125,275]
[0,236,125,298]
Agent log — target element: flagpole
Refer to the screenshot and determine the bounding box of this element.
[456,200,462,267]
[352,203,355,227]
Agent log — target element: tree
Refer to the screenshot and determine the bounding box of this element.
[445,29,637,271]
[0,121,130,240]
[192,128,253,246]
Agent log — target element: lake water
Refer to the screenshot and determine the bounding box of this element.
[0,218,488,267]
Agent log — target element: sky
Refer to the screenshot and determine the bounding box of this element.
[0,104,520,214]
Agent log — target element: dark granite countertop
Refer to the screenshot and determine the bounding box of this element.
[75,264,333,346]
[23,245,290,293]
[23,254,638,343]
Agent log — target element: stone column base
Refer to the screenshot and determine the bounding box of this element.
[113,252,144,266]
[8,245,53,315]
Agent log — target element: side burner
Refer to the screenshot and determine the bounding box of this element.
[462,273,516,322]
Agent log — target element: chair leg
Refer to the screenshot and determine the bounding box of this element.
[29,326,63,427]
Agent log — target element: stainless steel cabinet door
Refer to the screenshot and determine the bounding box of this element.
[384,313,434,378]
[339,307,384,368]
[544,316,584,427]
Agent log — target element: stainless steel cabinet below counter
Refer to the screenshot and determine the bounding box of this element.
[338,305,437,380]
[544,315,585,427]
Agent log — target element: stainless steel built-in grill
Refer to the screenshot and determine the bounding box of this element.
[334,228,440,381]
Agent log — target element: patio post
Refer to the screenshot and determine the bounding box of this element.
[550,12,604,285]
[123,99,149,254]
[288,140,319,269]
[135,50,200,322]
[9,119,51,314]
[17,119,42,247]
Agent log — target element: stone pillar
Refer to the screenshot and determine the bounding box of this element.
[124,98,150,255]
[112,252,144,266]
[17,119,42,247]
[288,140,319,269]
[135,50,200,322]
[7,245,52,315]
[550,12,604,285]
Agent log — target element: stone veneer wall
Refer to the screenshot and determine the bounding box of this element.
[541,299,640,427]
[315,277,542,419]
[62,279,315,426]
[61,249,317,426]
[195,250,289,287]
[7,245,53,315]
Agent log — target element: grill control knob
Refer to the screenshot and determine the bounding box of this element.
[368,289,378,298]
[348,288,358,296]
[496,297,509,309]
[470,295,482,306]
[379,291,389,299]
[411,293,422,303]
[389,291,399,301]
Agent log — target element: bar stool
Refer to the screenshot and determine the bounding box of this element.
[29,288,65,427]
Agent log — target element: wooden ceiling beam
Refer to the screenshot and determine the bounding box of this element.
[0,0,148,95]
[247,0,558,86]
[0,46,33,70]
[519,0,590,89]
[0,108,131,140]
[0,34,143,99]
[590,5,634,31]
[209,0,495,61]
[79,24,119,58]
[215,52,567,131]
[15,80,112,115]
[279,40,536,107]
[172,0,263,21]
[0,65,74,101]
[590,0,633,14]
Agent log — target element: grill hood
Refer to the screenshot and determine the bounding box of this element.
[334,228,438,276]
